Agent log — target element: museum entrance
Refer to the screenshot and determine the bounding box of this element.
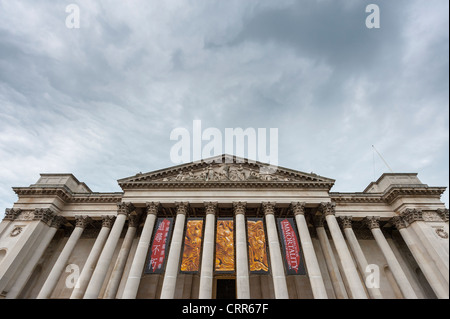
[215,278,236,299]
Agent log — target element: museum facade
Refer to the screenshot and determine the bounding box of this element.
[0,155,448,299]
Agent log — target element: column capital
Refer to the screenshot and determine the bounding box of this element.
[175,202,190,215]
[401,208,423,225]
[204,202,218,216]
[314,215,325,228]
[363,216,381,230]
[262,202,276,216]
[390,216,407,230]
[4,208,22,221]
[50,216,66,229]
[233,202,246,216]
[319,202,336,218]
[75,215,92,228]
[33,208,56,224]
[101,215,116,228]
[146,202,160,216]
[290,202,306,216]
[117,202,136,216]
[437,208,449,222]
[338,216,353,229]
[128,213,141,228]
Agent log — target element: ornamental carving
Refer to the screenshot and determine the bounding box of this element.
[117,202,135,216]
[233,202,246,216]
[146,202,160,216]
[261,202,276,215]
[390,216,407,230]
[247,219,269,273]
[290,202,306,216]
[436,228,449,239]
[10,226,23,237]
[319,202,336,217]
[4,208,22,221]
[422,211,444,222]
[101,215,116,228]
[363,217,381,230]
[338,216,353,229]
[204,202,218,215]
[436,208,449,222]
[401,208,423,225]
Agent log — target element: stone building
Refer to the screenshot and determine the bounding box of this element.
[0,154,448,299]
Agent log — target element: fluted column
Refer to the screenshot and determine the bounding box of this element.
[37,215,91,299]
[103,213,140,299]
[70,215,115,299]
[315,216,348,299]
[391,216,449,299]
[6,215,64,299]
[363,217,418,299]
[84,203,134,299]
[401,209,449,284]
[160,202,188,299]
[291,202,328,299]
[198,202,217,299]
[122,202,159,299]
[234,202,250,299]
[338,216,383,299]
[320,203,367,299]
[263,202,289,299]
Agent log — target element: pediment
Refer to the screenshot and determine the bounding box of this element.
[118,155,335,189]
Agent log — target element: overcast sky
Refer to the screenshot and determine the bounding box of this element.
[0,0,448,218]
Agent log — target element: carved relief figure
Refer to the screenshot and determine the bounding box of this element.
[247,220,269,273]
[215,220,235,272]
[180,220,204,272]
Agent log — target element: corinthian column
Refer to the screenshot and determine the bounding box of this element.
[122,202,159,299]
[84,203,134,299]
[401,209,449,284]
[338,216,383,300]
[320,203,367,299]
[37,215,91,299]
[6,216,65,299]
[291,202,328,299]
[234,202,250,299]
[263,202,289,299]
[160,202,188,299]
[70,216,115,299]
[198,202,217,299]
[391,216,449,299]
[363,217,417,299]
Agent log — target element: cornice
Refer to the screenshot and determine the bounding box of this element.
[382,186,446,204]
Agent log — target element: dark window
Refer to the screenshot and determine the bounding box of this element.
[216,279,236,299]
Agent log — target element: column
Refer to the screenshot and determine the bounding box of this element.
[103,213,140,299]
[122,202,159,299]
[315,216,348,299]
[6,216,65,299]
[83,202,134,299]
[291,202,328,299]
[37,215,91,299]
[262,202,289,299]
[391,216,449,299]
[198,202,217,299]
[160,202,188,299]
[363,217,418,299]
[70,215,115,299]
[338,216,383,299]
[234,202,250,299]
[320,203,367,299]
[402,209,449,284]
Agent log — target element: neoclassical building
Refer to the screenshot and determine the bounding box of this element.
[0,155,448,299]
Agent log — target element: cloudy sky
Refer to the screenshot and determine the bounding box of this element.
[0,0,448,218]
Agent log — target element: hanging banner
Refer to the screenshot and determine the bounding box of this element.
[145,218,173,274]
[277,218,306,275]
[180,219,204,273]
[247,218,269,274]
[215,219,235,272]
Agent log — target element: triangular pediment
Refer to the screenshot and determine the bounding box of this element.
[118,155,335,189]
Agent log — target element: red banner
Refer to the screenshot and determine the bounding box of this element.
[277,218,306,275]
[145,218,173,274]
